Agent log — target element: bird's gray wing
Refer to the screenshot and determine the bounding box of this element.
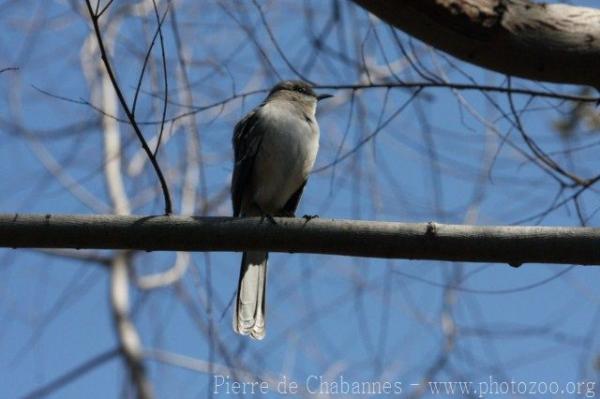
[231,107,265,217]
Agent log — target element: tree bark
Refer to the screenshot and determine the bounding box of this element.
[2,213,600,266]
[352,0,600,88]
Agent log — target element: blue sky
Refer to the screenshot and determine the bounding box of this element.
[1,1,599,398]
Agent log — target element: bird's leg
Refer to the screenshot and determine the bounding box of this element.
[263,214,277,225]
[255,203,277,225]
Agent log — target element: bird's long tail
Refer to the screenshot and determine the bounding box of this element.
[233,251,267,340]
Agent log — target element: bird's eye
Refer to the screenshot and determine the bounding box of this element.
[295,87,306,93]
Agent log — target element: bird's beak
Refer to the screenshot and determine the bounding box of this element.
[317,93,334,101]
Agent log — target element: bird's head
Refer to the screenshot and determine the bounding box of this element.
[266,80,333,110]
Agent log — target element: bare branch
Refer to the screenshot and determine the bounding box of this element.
[31,249,111,266]
[21,348,120,399]
[315,82,600,103]
[0,67,18,74]
[84,0,173,214]
[88,5,153,394]
[111,252,154,399]
[3,214,600,266]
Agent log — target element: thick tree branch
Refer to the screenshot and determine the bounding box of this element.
[352,0,600,88]
[2,214,600,266]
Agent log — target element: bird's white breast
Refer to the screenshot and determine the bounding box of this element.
[251,100,319,213]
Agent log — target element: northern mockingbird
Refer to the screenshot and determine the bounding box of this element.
[231,80,332,339]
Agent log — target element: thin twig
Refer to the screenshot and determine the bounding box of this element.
[33,81,598,130]
[151,0,169,155]
[20,348,120,399]
[315,82,600,103]
[0,67,19,74]
[314,87,422,172]
[84,0,172,214]
[97,0,115,18]
[131,6,168,117]
[252,0,312,83]
[506,77,587,186]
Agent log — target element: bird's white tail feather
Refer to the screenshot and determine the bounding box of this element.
[234,251,267,340]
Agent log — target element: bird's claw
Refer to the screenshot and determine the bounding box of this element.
[261,214,277,225]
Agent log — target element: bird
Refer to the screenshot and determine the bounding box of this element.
[231,80,332,339]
